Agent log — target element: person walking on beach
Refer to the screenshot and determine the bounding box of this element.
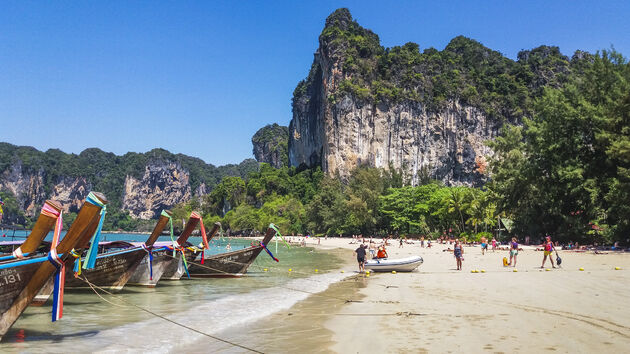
[421,236,425,248]
[399,238,404,248]
[453,239,463,270]
[541,236,556,268]
[480,236,488,255]
[508,237,518,267]
[369,241,377,259]
[355,244,367,272]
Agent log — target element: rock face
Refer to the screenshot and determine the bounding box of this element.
[122,160,192,219]
[252,124,289,168]
[0,143,259,221]
[0,160,46,216]
[49,177,91,213]
[288,9,500,185]
[291,95,496,185]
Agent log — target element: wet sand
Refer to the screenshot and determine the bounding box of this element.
[224,238,630,353]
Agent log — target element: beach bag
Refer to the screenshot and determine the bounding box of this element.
[502,257,508,267]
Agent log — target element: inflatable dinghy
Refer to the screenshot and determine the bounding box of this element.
[365,256,423,272]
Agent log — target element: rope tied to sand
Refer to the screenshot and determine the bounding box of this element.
[75,275,264,353]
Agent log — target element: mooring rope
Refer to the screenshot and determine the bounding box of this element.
[75,275,264,354]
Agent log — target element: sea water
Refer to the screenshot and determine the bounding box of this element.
[0,232,352,352]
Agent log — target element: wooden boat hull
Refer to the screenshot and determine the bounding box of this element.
[187,246,265,278]
[0,261,43,311]
[160,251,197,280]
[65,248,147,289]
[30,247,148,305]
[127,247,171,287]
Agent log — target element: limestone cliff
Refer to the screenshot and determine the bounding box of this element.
[0,143,259,222]
[122,160,192,219]
[252,124,289,168]
[0,160,46,216]
[289,9,573,185]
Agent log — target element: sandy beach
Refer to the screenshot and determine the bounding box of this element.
[244,237,630,353]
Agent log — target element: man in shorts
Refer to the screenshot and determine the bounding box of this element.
[355,244,367,272]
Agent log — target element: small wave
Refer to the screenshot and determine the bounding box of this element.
[94,271,353,353]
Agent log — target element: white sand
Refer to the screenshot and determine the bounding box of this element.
[293,237,630,353]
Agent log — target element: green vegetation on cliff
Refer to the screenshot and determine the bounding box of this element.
[294,8,582,122]
[251,123,289,168]
[0,143,259,229]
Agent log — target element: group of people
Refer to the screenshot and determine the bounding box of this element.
[352,234,562,272]
[452,235,558,270]
[354,241,389,272]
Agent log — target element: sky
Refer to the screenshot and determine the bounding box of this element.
[1,0,628,166]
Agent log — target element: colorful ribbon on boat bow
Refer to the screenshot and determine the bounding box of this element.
[46,207,64,322]
[191,212,209,265]
[83,192,107,270]
[71,249,82,276]
[7,202,61,261]
[161,210,177,257]
[261,242,279,262]
[270,223,290,250]
[141,243,154,280]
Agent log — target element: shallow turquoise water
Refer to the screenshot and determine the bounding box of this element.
[0,232,349,352]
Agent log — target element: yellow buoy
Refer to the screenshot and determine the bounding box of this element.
[545,268,551,271]
[470,270,475,273]
[263,268,268,272]
[315,269,319,272]
[481,270,486,273]
[579,267,584,271]
[513,269,518,272]
[341,270,345,273]
[392,271,397,274]
[288,268,292,272]
[615,267,621,270]
[366,273,370,277]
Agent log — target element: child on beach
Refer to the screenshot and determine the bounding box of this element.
[355,244,367,272]
[491,237,497,252]
[453,239,463,270]
[541,236,556,268]
[480,236,488,255]
[508,237,518,267]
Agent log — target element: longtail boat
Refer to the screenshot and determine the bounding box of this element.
[32,211,172,305]
[186,225,278,278]
[0,200,62,261]
[160,221,221,280]
[127,211,206,287]
[61,210,172,290]
[0,192,108,340]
